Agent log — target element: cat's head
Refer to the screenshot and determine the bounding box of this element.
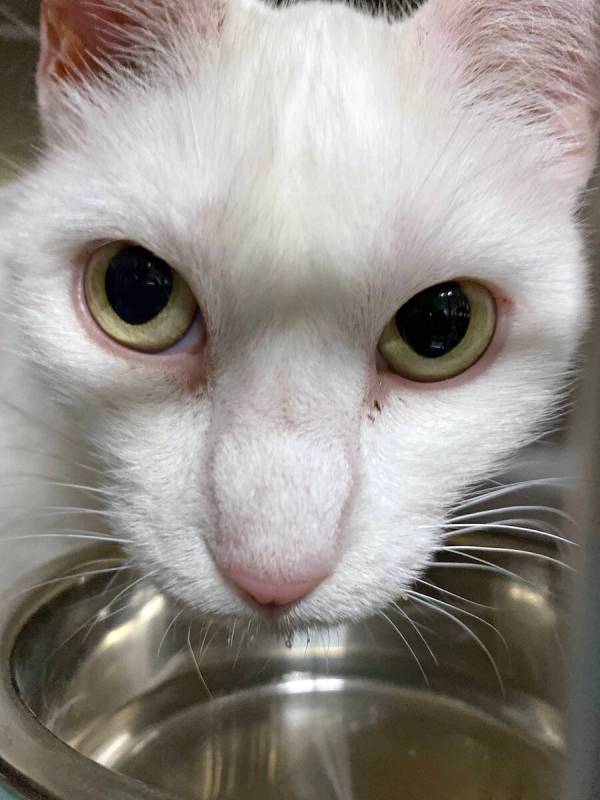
[5,0,599,627]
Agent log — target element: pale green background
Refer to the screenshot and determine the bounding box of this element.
[0,788,24,799]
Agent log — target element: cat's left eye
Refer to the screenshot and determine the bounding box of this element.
[378,280,496,382]
[84,242,198,353]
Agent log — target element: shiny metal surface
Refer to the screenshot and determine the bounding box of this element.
[0,510,571,800]
[565,224,600,800]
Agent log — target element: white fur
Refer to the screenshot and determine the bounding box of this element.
[0,0,597,626]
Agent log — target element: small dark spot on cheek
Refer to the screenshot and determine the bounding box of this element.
[368,399,383,423]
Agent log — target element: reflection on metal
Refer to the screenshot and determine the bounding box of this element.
[565,293,600,800]
[93,733,134,770]
[100,595,167,652]
[0,513,572,799]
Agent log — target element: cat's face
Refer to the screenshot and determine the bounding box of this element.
[4,0,598,627]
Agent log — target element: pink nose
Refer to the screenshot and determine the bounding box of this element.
[226,569,326,607]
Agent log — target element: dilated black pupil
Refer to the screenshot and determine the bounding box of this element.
[105,246,173,326]
[395,282,471,359]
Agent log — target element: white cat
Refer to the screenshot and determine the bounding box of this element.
[0,0,598,629]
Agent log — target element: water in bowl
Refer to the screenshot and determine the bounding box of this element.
[81,676,560,800]
[11,527,568,800]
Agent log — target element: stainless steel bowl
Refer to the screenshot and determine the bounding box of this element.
[0,521,571,800]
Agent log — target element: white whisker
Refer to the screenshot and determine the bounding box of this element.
[438,545,575,571]
[0,506,110,518]
[430,559,541,589]
[449,504,577,526]
[442,522,576,547]
[453,477,572,512]
[413,577,495,610]
[11,563,129,601]
[389,601,439,665]
[0,532,129,545]
[378,610,430,686]
[407,589,509,653]
[233,620,253,670]
[407,592,505,696]
[0,445,102,474]
[0,476,117,499]
[44,593,135,667]
[0,398,84,447]
[187,622,213,699]
[158,608,185,657]
[82,570,157,643]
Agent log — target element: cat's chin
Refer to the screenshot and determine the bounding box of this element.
[135,537,418,632]
[166,583,390,634]
[147,564,371,632]
[171,603,365,640]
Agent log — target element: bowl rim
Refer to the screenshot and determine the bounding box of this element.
[0,545,176,800]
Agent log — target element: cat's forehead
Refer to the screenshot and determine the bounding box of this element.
[112,4,444,195]
[46,1,555,317]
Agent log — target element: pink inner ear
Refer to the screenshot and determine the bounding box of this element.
[38,0,133,86]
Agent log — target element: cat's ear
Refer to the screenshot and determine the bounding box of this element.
[37,1,136,118]
[431,0,599,195]
[37,1,221,127]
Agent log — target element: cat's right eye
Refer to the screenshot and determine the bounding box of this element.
[378,280,496,382]
[84,242,199,353]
